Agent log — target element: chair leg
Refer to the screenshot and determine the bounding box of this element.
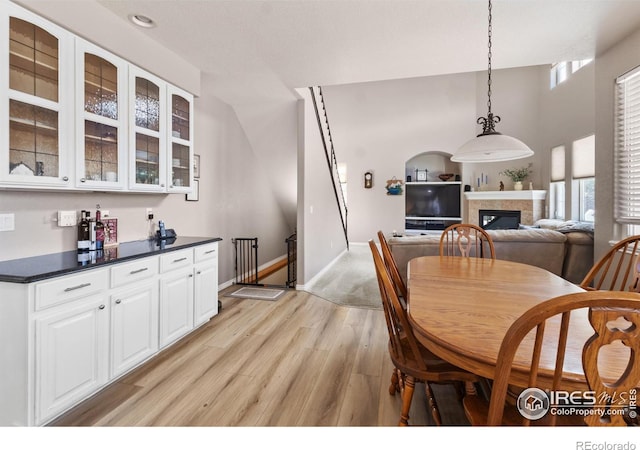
[399,375,416,426]
[425,382,442,426]
[389,369,401,395]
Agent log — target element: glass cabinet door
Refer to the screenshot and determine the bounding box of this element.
[75,39,126,189]
[2,5,73,187]
[167,86,193,193]
[129,68,166,191]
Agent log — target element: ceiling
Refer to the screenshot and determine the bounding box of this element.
[95,0,640,103]
[17,0,640,105]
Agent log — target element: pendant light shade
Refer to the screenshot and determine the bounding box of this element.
[451,0,533,163]
[452,133,534,162]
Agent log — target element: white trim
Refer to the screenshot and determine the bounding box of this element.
[465,190,547,201]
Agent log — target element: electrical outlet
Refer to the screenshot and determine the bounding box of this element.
[57,210,77,227]
[146,208,153,220]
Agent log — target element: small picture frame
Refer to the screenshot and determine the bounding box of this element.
[193,154,200,178]
[416,169,428,182]
[186,179,199,202]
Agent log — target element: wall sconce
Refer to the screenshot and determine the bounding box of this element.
[364,171,373,188]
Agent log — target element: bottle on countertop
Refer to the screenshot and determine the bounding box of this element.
[95,208,105,250]
[77,210,90,253]
[158,220,166,239]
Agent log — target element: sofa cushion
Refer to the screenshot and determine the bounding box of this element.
[387,234,441,283]
[486,228,567,276]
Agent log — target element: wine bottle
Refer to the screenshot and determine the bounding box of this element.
[95,209,105,250]
[77,210,90,253]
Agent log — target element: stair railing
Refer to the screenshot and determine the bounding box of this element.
[309,86,349,249]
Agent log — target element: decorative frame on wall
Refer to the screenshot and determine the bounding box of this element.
[193,154,200,178]
[186,179,199,201]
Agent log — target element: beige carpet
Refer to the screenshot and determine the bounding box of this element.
[304,243,382,310]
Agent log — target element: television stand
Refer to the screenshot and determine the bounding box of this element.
[405,216,462,232]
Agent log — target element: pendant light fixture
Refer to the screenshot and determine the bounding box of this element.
[451,0,533,163]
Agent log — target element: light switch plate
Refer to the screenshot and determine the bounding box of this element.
[0,213,15,232]
[57,210,77,227]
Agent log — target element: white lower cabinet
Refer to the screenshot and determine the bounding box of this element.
[110,280,159,378]
[0,240,219,426]
[35,293,109,425]
[194,259,218,326]
[159,267,194,348]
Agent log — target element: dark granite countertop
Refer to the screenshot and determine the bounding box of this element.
[0,236,222,283]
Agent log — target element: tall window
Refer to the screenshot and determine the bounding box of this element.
[615,65,640,230]
[550,145,565,219]
[550,59,593,89]
[572,135,595,223]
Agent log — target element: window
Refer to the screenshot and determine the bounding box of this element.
[550,145,565,219]
[572,135,595,223]
[550,59,593,89]
[337,162,347,205]
[615,66,640,228]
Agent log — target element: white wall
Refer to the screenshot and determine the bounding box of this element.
[321,68,551,242]
[297,88,346,285]
[595,27,640,260]
[538,60,595,221]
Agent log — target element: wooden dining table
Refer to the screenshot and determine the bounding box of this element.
[407,256,631,391]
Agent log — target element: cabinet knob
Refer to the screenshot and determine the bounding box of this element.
[189,274,193,278]
[115,299,122,304]
[160,184,165,188]
[62,176,69,181]
[99,304,105,310]
[80,178,86,183]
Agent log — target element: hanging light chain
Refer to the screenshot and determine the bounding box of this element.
[477,0,500,136]
[487,0,492,115]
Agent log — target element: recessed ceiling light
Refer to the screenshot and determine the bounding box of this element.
[129,14,156,28]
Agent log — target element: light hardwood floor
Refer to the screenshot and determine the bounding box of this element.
[52,287,467,426]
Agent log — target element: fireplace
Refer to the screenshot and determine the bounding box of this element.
[479,209,521,230]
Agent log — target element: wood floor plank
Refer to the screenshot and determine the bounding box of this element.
[295,308,368,426]
[52,289,467,427]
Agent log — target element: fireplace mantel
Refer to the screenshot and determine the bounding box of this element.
[464,190,547,226]
[464,190,547,201]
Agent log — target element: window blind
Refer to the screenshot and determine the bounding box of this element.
[615,65,640,224]
[551,145,565,182]
[572,135,595,179]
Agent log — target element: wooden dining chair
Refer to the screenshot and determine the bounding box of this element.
[463,290,640,426]
[369,240,479,426]
[580,235,640,291]
[439,223,496,259]
[377,231,407,301]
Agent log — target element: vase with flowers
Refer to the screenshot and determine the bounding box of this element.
[500,163,532,190]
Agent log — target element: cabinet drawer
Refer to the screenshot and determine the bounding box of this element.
[35,269,108,311]
[160,249,193,273]
[111,257,158,288]
[194,243,218,262]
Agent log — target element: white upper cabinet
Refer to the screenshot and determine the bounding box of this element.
[75,39,127,190]
[1,2,195,194]
[167,85,194,193]
[1,3,73,188]
[128,67,167,192]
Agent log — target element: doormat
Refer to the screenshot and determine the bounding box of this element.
[229,286,286,300]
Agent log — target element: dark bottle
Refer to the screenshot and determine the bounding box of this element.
[77,210,90,253]
[95,209,105,250]
[158,220,166,239]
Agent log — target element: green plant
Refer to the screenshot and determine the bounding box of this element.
[500,163,532,182]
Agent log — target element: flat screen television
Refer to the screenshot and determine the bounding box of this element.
[406,183,461,218]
